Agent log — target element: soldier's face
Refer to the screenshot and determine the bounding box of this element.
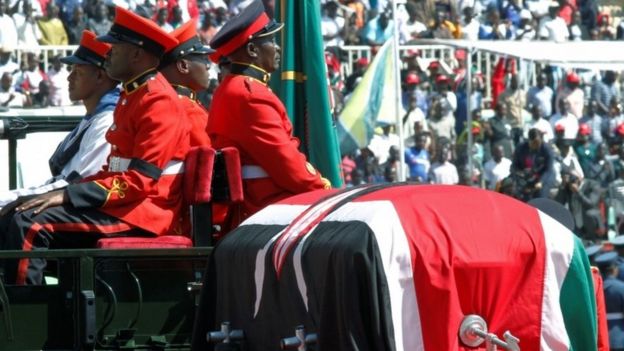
[254,36,280,73]
[185,54,211,90]
[68,64,98,102]
[104,42,134,81]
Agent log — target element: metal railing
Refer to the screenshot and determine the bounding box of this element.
[7,44,543,104]
[339,44,546,104]
[6,45,536,99]
[10,45,78,72]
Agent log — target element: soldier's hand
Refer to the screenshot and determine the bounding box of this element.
[0,195,36,216]
[15,190,67,214]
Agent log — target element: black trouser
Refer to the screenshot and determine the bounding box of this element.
[0,205,135,285]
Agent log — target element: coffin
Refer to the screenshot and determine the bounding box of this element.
[192,184,597,351]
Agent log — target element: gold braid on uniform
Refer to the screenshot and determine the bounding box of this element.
[93,178,129,206]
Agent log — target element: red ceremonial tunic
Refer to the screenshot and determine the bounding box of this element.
[208,70,327,222]
[66,70,190,235]
[174,86,210,147]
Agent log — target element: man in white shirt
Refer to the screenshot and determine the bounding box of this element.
[550,99,579,140]
[516,9,536,40]
[0,0,18,50]
[525,104,554,143]
[13,52,44,95]
[553,138,584,188]
[368,124,400,165]
[429,143,459,185]
[403,88,428,147]
[47,55,71,106]
[321,0,345,47]
[555,72,585,119]
[461,6,480,40]
[12,0,41,47]
[526,72,553,117]
[484,144,512,190]
[0,49,18,76]
[0,71,27,106]
[400,2,427,43]
[538,2,569,42]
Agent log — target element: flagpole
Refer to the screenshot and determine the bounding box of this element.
[392,0,406,182]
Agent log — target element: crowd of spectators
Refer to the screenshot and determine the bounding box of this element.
[340,47,624,240]
[0,0,621,107]
[315,1,624,241]
[319,0,621,46]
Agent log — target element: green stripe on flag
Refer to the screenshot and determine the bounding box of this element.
[560,236,597,351]
[271,0,343,187]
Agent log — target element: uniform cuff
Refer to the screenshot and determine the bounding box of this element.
[66,181,108,208]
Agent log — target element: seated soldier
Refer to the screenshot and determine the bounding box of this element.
[159,19,213,147]
[0,30,118,212]
[207,0,330,227]
[0,7,190,285]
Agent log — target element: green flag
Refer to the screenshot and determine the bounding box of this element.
[270,0,343,187]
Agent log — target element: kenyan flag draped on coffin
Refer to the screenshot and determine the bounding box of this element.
[192,185,597,351]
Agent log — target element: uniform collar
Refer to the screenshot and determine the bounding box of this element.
[173,84,196,101]
[123,69,158,94]
[230,62,270,85]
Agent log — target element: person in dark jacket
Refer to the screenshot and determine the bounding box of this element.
[511,128,554,201]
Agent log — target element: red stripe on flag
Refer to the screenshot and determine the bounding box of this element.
[352,185,547,350]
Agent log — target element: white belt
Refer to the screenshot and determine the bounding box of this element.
[607,312,624,320]
[109,156,184,175]
[162,160,184,175]
[242,165,269,179]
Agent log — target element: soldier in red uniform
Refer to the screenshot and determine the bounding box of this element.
[207,0,330,225]
[160,19,212,147]
[1,6,190,285]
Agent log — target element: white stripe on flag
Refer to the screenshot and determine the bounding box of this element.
[538,210,574,351]
[243,204,310,226]
[253,232,283,317]
[293,224,320,312]
[272,188,366,274]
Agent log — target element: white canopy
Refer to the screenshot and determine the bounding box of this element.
[414,39,624,70]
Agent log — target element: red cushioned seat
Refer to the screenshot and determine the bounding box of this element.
[96,235,193,249]
[96,146,243,249]
[220,147,243,203]
[96,146,216,249]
